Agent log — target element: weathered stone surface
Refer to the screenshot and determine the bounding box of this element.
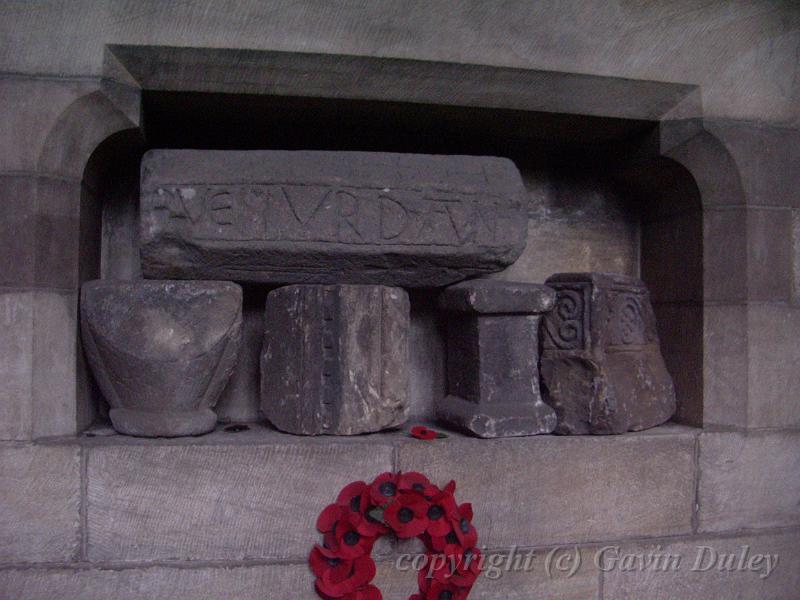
[0,445,80,562]
[540,272,676,434]
[398,427,696,547]
[0,564,315,600]
[437,280,557,438]
[602,530,800,600]
[86,442,393,561]
[139,150,527,287]
[261,284,409,435]
[698,431,800,533]
[81,280,243,437]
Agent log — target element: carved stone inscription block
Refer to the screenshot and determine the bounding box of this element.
[140,150,528,287]
[437,280,557,438]
[80,280,243,437]
[540,272,677,434]
[261,284,410,435]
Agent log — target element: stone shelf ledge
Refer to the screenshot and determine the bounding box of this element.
[2,423,798,568]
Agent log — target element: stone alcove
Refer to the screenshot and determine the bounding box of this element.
[68,45,709,433]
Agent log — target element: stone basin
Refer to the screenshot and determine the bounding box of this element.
[80,280,243,437]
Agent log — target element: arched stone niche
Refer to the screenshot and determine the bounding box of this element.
[48,45,741,436]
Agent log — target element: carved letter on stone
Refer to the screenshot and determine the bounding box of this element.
[139,150,528,287]
[260,284,410,435]
[80,280,243,437]
[540,272,677,434]
[436,280,558,438]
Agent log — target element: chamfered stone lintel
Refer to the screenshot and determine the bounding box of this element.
[438,279,556,314]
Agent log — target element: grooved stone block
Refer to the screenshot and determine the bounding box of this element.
[0,445,80,562]
[86,442,394,561]
[261,285,410,435]
[602,530,800,600]
[398,428,696,547]
[139,150,527,287]
[698,431,800,533]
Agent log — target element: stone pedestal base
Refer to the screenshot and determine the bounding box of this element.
[261,284,410,435]
[109,408,218,438]
[437,280,557,438]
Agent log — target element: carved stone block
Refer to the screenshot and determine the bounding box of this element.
[80,280,242,437]
[540,272,676,434]
[437,280,558,438]
[261,284,409,435]
[139,150,527,287]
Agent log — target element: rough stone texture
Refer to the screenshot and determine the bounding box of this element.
[86,442,393,561]
[698,431,800,533]
[602,530,800,600]
[0,564,314,600]
[2,3,798,123]
[0,290,78,441]
[0,445,80,562]
[81,280,243,437]
[540,272,677,434]
[139,150,527,287]
[398,427,696,547]
[702,304,748,428]
[437,280,557,438]
[0,555,600,600]
[747,304,800,428]
[261,284,409,435]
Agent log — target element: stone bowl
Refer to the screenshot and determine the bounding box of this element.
[80,280,242,437]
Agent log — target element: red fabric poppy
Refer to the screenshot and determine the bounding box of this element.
[451,503,478,549]
[369,472,400,505]
[425,486,459,537]
[384,492,430,538]
[321,515,375,560]
[410,425,438,440]
[398,472,440,499]
[424,579,469,600]
[311,472,479,600]
[335,481,388,537]
[316,555,376,598]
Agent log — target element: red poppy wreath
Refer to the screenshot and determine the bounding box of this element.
[310,472,481,600]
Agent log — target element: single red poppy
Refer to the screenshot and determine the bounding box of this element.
[450,503,478,549]
[398,471,440,498]
[335,480,387,537]
[425,579,469,600]
[425,485,459,537]
[449,547,482,588]
[410,425,438,440]
[324,518,375,560]
[369,472,400,505]
[309,545,352,580]
[315,554,376,598]
[384,492,430,538]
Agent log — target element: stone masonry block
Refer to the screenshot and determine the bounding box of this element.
[86,441,394,561]
[698,431,800,533]
[437,280,557,438]
[139,150,527,287]
[602,529,800,599]
[398,428,696,548]
[0,445,80,562]
[261,285,409,435]
[540,273,676,434]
